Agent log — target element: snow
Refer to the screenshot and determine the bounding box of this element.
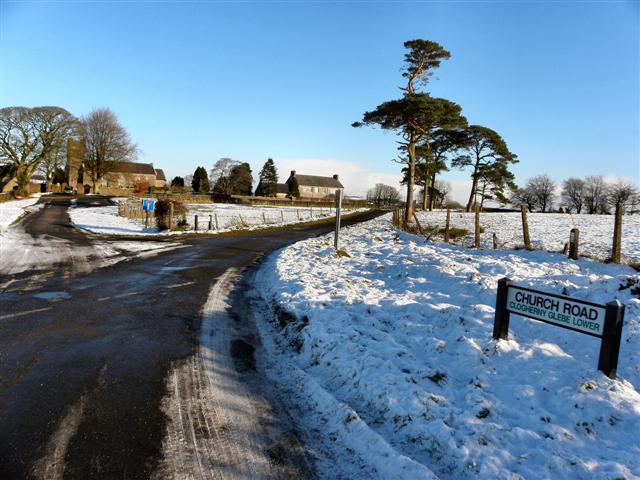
[0,197,41,230]
[68,201,365,236]
[69,203,158,235]
[253,214,640,479]
[415,210,640,263]
[0,223,186,276]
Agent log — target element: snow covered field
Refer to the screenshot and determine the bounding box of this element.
[416,211,640,263]
[69,201,361,235]
[253,215,640,479]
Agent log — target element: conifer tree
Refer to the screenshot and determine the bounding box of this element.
[256,158,278,197]
[191,166,210,193]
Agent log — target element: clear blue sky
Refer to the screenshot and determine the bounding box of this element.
[1,1,638,199]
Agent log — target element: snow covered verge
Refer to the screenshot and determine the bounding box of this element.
[0,196,41,230]
[415,211,640,263]
[69,201,367,236]
[252,215,640,479]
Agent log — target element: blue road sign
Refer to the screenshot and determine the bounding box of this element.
[142,199,156,212]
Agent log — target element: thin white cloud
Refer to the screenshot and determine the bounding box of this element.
[275,159,403,198]
[272,158,475,203]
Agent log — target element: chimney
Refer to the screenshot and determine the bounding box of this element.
[333,174,339,180]
[291,170,296,177]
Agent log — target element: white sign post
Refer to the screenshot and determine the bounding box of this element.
[494,278,625,379]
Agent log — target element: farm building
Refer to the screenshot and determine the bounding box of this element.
[285,171,344,199]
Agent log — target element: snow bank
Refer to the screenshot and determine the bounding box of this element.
[254,214,640,479]
[416,211,640,263]
[0,197,41,230]
[69,202,364,236]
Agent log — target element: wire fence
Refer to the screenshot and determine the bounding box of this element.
[118,197,344,231]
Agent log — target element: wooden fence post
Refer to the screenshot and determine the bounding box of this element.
[208,215,213,230]
[493,233,498,249]
[444,208,450,243]
[194,214,198,231]
[521,205,531,250]
[169,202,174,230]
[493,278,512,340]
[214,212,219,229]
[474,207,481,248]
[611,201,623,264]
[569,228,579,260]
[597,300,625,379]
[334,189,342,250]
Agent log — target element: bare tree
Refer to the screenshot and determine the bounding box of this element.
[82,108,138,193]
[0,106,78,193]
[366,183,400,207]
[583,176,608,214]
[561,178,585,213]
[210,158,241,195]
[527,174,556,212]
[511,185,537,212]
[608,181,638,212]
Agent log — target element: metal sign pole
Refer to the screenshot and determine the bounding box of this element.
[334,189,342,251]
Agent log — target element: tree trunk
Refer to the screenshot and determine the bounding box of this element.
[422,184,428,210]
[466,167,479,212]
[428,173,437,211]
[15,165,32,194]
[405,134,416,224]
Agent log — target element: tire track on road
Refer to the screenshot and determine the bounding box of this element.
[155,268,313,479]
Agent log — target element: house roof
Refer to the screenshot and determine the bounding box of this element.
[112,162,156,175]
[155,168,166,181]
[290,174,344,189]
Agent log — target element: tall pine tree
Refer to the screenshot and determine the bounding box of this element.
[256,158,278,197]
[191,166,210,194]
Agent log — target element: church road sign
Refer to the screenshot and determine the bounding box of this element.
[493,278,625,379]
[506,285,606,336]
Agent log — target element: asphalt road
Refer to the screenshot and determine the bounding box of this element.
[0,196,382,479]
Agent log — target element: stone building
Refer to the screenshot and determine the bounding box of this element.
[66,139,166,192]
[154,169,167,188]
[99,162,158,189]
[285,171,344,199]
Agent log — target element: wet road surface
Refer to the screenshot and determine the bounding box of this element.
[0,196,382,479]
